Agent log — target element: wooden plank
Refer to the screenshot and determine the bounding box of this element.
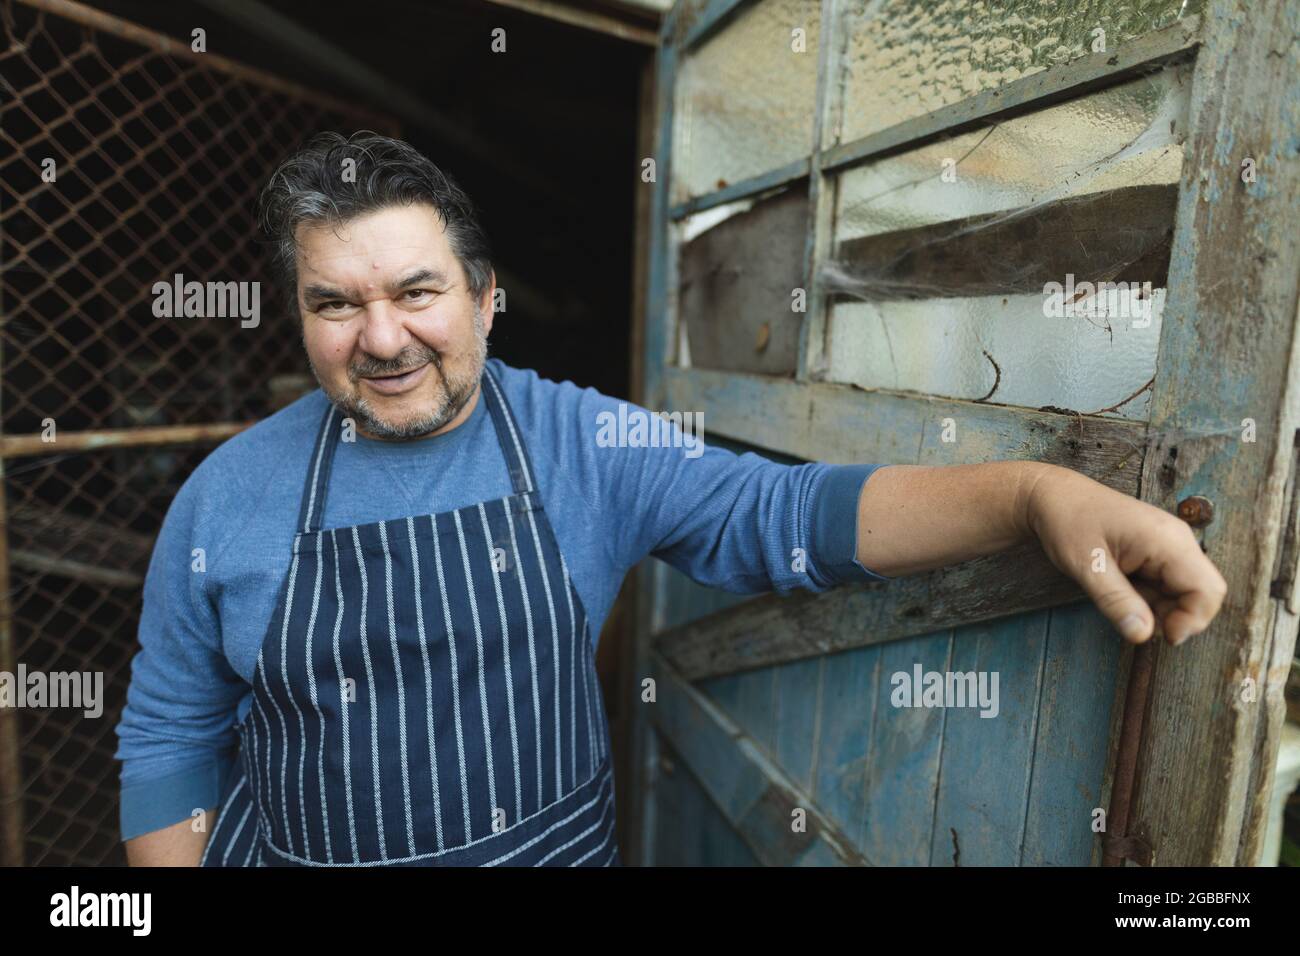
[649,734,693,865]
[1240,596,1300,864]
[629,53,657,406]
[612,51,658,864]
[698,665,778,754]
[773,655,823,792]
[820,14,1202,175]
[859,632,952,864]
[1123,0,1300,866]
[657,543,1088,681]
[813,644,880,840]
[627,3,680,863]
[665,366,1148,481]
[656,367,1144,681]
[796,0,846,382]
[830,184,1177,301]
[928,612,1049,866]
[653,734,761,865]
[1021,602,1124,866]
[734,668,778,753]
[651,651,868,865]
[679,187,806,375]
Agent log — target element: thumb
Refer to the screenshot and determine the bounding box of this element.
[1076,551,1154,643]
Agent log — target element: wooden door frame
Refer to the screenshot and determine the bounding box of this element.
[627,0,1300,866]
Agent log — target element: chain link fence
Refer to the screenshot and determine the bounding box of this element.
[0,0,396,865]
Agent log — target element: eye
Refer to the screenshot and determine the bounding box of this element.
[317,300,352,315]
[401,288,434,302]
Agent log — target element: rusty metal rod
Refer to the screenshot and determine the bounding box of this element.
[1102,639,1155,865]
[0,422,252,458]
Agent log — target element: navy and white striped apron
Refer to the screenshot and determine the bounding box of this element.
[200,368,619,866]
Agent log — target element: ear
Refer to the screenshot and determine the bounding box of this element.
[478,269,496,333]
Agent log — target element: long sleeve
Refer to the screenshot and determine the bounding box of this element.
[113,474,246,841]
[517,369,893,594]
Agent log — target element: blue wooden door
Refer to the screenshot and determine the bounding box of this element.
[627,0,1300,867]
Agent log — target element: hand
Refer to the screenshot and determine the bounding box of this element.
[1024,465,1228,645]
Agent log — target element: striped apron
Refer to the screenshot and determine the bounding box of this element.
[200,368,619,866]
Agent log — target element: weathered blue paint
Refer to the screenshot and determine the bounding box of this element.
[859,632,952,865]
[1021,601,1123,866]
[773,655,823,791]
[928,611,1050,866]
[813,644,880,842]
[654,735,760,866]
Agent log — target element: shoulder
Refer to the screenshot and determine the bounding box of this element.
[485,357,628,436]
[165,388,330,533]
[193,388,330,486]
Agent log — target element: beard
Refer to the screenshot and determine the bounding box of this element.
[310,308,489,441]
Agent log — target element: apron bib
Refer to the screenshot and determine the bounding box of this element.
[200,368,619,866]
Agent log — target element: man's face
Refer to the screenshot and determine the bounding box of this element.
[295,203,493,440]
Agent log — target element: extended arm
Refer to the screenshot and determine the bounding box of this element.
[854,461,1228,645]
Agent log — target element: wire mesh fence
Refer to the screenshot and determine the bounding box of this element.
[0,0,396,865]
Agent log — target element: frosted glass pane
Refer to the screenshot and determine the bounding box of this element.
[833,0,1201,145]
[821,71,1187,420]
[826,290,1165,420]
[833,65,1189,242]
[673,0,821,203]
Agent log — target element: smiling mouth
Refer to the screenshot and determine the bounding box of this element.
[359,361,432,396]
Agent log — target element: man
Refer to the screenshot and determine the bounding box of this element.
[115,132,1227,867]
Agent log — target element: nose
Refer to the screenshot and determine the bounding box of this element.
[355,299,411,360]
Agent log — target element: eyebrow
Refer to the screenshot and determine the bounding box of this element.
[302,267,452,306]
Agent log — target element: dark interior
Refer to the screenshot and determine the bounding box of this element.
[84,0,650,400]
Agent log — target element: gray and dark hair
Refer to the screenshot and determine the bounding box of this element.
[257,131,494,300]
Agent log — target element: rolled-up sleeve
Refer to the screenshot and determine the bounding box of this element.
[810,462,894,586]
[114,477,245,841]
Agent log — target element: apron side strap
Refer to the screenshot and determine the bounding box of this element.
[297,404,341,533]
[481,366,537,497]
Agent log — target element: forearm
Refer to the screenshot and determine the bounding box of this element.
[854,460,1058,577]
[125,812,214,866]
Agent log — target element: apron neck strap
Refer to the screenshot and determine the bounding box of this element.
[296,365,537,534]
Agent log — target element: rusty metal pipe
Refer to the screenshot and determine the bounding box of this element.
[0,422,252,459]
[1102,640,1154,866]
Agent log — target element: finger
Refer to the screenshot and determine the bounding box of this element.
[1133,582,1181,643]
[1145,526,1229,643]
[1078,551,1155,643]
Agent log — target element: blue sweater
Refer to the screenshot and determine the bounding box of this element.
[113,357,889,840]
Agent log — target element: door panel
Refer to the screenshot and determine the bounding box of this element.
[631,0,1300,867]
